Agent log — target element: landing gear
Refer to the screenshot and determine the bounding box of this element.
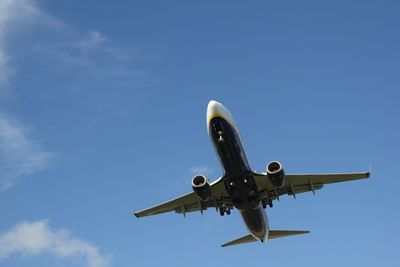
[262,199,273,209]
[219,206,231,216]
[217,131,224,143]
[219,208,225,216]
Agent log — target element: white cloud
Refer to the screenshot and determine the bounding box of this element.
[77,30,107,56]
[0,0,137,90]
[0,0,58,86]
[0,114,53,191]
[189,165,213,176]
[0,0,55,191]
[0,0,41,25]
[0,0,138,190]
[0,0,140,189]
[0,220,110,267]
[0,50,9,85]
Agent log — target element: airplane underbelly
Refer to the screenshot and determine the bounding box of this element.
[240,207,269,241]
[225,175,260,210]
[209,117,251,176]
[210,111,268,241]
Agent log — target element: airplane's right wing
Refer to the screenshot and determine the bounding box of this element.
[134,177,230,218]
[254,171,370,200]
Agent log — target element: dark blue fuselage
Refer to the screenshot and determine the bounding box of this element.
[209,116,268,241]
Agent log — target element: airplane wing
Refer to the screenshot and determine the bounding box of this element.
[134,177,229,218]
[135,171,370,217]
[254,171,370,200]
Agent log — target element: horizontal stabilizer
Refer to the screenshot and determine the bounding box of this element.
[221,230,309,247]
[221,234,256,247]
[268,230,310,239]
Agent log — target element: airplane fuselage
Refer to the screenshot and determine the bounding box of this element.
[207,101,268,242]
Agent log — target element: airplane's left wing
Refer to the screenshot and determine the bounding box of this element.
[254,171,370,200]
[134,177,229,218]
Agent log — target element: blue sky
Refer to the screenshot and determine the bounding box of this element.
[1,0,399,266]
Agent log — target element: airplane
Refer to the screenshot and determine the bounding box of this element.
[134,100,370,247]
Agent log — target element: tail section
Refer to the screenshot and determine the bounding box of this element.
[221,230,310,247]
[221,234,256,247]
[268,230,310,240]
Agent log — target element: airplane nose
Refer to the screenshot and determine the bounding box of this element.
[207,100,223,117]
[207,100,224,134]
[207,100,220,110]
[206,100,239,136]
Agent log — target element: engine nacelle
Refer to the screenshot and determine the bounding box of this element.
[192,175,211,201]
[266,161,285,188]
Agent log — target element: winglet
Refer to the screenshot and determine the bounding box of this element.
[133,210,139,218]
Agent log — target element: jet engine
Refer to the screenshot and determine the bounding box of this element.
[192,175,211,201]
[266,161,285,188]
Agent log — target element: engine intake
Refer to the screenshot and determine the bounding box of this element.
[192,175,211,201]
[266,161,285,188]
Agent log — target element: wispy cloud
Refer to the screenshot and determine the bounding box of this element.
[0,0,142,190]
[189,165,213,176]
[1,0,141,93]
[0,114,53,191]
[0,0,60,87]
[0,220,110,267]
[0,49,9,85]
[37,29,140,82]
[77,30,107,56]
